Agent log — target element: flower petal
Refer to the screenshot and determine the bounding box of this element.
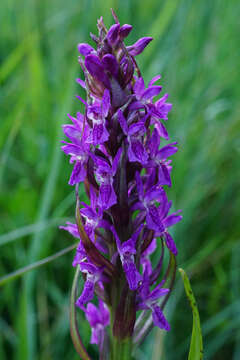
[141,86,162,101]
[118,109,128,135]
[127,37,153,56]
[85,54,110,88]
[69,161,86,185]
[157,144,178,160]
[102,54,119,78]
[99,184,117,209]
[164,232,178,255]
[128,140,148,165]
[123,260,142,290]
[146,205,164,232]
[119,24,132,39]
[107,23,120,45]
[152,306,170,331]
[76,280,95,308]
[163,212,182,228]
[78,43,94,56]
[102,89,111,117]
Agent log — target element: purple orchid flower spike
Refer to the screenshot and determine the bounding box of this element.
[61,11,182,359]
[85,299,110,345]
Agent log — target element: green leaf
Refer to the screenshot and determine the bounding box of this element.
[179,268,203,360]
[69,266,92,360]
[0,244,77,286]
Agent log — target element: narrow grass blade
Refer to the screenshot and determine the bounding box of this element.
[0,244,77,286]
[0,217,70,247]
[179,268,203,360]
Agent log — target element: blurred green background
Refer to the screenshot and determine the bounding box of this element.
[1,0,240,359]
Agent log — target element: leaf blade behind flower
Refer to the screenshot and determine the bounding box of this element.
[179,268,203,360]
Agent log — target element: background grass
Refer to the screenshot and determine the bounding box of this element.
[1,0,240,359]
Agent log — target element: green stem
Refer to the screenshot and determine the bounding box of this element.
[110,277,134,360]
[111,337,132,360]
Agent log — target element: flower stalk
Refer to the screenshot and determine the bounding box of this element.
[61,9,182,359]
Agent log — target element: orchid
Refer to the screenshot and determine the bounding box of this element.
[60,10,182,359]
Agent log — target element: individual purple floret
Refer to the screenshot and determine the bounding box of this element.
[60,10,182,358]
[138,275,170,331]
[85,299,110,345]
[76,262,103,309]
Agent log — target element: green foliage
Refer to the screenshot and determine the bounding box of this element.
[179,268,203,360]
[0,0,240,359]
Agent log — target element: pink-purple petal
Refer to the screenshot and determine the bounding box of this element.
[141,86,162,101]
[164,232,178,255]
[152,306,170,331]
[127,37,153,56]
